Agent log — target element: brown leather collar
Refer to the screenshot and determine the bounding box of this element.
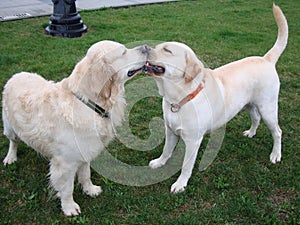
[170,77,206,113]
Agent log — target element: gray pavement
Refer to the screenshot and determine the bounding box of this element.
[0,0,176,22]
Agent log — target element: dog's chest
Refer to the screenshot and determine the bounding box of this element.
[163,105,183,134]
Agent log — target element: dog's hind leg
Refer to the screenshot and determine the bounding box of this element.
[3,140,18,166]
[50,157,81,216]
[243,104,261,138]
[257,102,282,164]
[77,162,102,196]
[3,109,19,166]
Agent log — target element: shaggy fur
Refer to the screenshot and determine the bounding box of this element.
[2,40,147,216]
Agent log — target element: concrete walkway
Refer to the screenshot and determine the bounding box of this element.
[0,0,176,22]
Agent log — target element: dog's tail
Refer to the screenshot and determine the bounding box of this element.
[264,4,288,64]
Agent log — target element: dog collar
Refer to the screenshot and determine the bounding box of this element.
[72,92,109,118]
[170,78,206,113]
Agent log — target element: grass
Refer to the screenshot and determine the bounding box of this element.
[0,0,299,224]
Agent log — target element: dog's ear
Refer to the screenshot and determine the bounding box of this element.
[98,74,117,100]
[183,51,202,83]
[89,56,114,98]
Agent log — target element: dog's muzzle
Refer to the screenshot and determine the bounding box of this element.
[142,61,165,75]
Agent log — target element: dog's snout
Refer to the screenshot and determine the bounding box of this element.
[140,45,151,54]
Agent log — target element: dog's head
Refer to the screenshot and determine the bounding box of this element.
[86,40,148,82]
[143,42,204,83]
[69,40,148,105]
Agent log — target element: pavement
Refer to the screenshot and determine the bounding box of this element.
[0,0,176,22]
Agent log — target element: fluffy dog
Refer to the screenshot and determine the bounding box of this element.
[144,4,288,193]
[2,40,148,215]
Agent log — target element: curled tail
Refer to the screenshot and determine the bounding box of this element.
[264,4,288,64]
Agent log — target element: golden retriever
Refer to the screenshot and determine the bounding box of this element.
[2,40,148,215]
[144,4,288,193]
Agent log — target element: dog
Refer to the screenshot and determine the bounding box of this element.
[143,4,288,193]
[2,40,148,216]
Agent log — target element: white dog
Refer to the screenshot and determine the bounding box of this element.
[144,4,288,193]
[2,40,148,216]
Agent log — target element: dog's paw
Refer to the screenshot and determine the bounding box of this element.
[149,158,165,169]
[243,129,256,138]
[170,181,186,194]
[270,151,281,164]
[62,201,81,216]
[3,155,17,166]
[84,185,102,197]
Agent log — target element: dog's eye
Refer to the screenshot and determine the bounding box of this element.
[122,49,127,56]
[163,47,173,54]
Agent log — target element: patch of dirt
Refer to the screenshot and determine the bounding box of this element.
[269,188,300,222]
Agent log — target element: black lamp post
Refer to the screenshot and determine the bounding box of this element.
[45,0,87,38]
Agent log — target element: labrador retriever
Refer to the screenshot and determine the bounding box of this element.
[144,4,288,193]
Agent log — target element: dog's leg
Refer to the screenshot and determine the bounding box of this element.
[171,136,203,193]
[243,104,261,138]
[258,104,282,163]
[50,157,80,216]
[3,140,18,165]
[149,125,179,169]
[3,110,19,165]
[77,162,102,196]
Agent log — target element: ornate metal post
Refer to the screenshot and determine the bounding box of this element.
[45,0,87,38]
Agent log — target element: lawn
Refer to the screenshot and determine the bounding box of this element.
[0,0,299,224]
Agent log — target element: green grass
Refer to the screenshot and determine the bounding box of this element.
[0,0,300,224]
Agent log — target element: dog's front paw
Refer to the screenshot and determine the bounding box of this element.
[170,180,187,194]
[149,158,166,169]
[62,201,81,216]
[270,151,281,164]
[84,185,102,197]
[243,129,256,138]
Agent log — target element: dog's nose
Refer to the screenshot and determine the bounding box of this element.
[140,45,151,54]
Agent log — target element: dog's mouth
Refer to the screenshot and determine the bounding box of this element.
[142,61,165,76]
[127,67,144,77]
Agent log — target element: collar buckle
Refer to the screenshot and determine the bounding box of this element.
[171,103,181,113]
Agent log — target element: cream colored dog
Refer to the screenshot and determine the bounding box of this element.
[2,40,148,216]
[144,4,288,193]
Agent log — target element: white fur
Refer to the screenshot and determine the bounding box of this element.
[147,5,288,193]
[2,40,147,216]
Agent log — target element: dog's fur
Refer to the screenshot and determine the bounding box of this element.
[2,40,147,215]
[146,5,288,193]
